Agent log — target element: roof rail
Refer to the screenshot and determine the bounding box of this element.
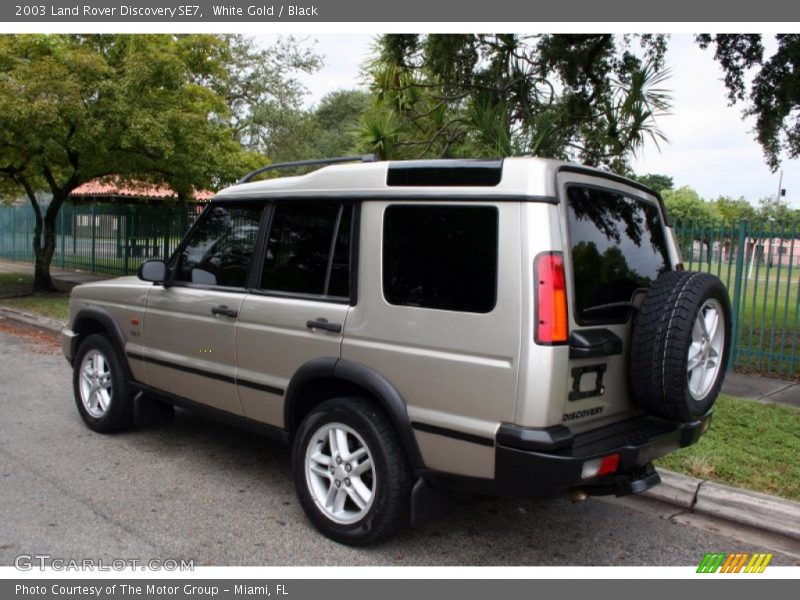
[236,154,379,185]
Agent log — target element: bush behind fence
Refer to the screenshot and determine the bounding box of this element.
[0,203,798,376]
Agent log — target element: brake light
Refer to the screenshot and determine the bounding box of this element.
[535,253,568,344]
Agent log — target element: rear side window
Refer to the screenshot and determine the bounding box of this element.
[383,205,498,313]
[260,202,352,298]
[566,185,670,323]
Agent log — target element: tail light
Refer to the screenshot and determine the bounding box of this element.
[535,252,568,344]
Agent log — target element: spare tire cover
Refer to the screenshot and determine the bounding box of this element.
[630,270,732,421]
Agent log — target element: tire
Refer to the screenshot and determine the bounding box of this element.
[630,270,731,422]
[72,333,135,433]
[292,397,412,545]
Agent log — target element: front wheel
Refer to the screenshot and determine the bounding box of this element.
[72,334,135,433]
[292,397,411,545]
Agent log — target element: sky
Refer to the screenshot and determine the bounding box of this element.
[259,33,800,209]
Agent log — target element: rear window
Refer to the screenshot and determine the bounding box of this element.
[383,205,498,313]
[566,185,670,323]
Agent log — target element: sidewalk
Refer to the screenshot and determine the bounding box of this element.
[0,258,107,286]
[721,372,799,409]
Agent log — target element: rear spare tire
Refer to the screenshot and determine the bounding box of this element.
[630,270,731,422]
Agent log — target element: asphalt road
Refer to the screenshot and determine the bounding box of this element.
[0,323,797,567]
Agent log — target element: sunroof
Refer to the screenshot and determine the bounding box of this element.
[387,160,503,187]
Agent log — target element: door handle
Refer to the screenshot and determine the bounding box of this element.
[306,318,342,333]
[211,305,238,318]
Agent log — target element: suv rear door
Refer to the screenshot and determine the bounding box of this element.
[557,173,673,431]
[341,201,522,479]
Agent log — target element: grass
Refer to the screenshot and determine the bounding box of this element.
[0,272,35,295]
[655,395,800,502]
[0,295,70,320]
[0,272,71,320]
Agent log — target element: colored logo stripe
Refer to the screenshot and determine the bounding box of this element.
[745,553,773,573]
[697,553,773,573]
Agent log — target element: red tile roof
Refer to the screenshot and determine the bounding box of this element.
[71,178,214,201]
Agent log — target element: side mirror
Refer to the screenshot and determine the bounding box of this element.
[137,260,166,283]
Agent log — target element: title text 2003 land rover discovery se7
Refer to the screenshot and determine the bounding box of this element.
[61,157,731,545]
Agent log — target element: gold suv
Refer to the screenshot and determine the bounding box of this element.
[61,157,730,544]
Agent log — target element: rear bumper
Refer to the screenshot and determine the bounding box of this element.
[493,413,711,498]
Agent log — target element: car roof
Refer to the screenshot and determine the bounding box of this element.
[211,157,658,204]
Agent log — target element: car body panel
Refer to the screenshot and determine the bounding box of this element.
[142,284,246,416]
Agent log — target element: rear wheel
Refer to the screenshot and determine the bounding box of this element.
[292,397,411,545]
[630,271,731,421]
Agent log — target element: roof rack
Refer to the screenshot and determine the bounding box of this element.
[237,154,379,185]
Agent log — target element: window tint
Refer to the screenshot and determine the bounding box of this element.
[383,205,498,313]
[175,204,263,288]
[260,202,352,297]
[566,186,670,323]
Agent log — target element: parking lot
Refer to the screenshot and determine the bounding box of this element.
[1,322,797,567]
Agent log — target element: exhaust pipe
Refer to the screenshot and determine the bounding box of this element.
[566,488,589,502]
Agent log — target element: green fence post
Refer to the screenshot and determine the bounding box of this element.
[116,206,122,259]
[90,204,96,273]
[11,205,17,261]
[123,206,131,275]
[60,207,66,268]
[728,219,748,371]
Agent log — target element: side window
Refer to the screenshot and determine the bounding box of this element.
[260,202,353,298]
[175,204,263,288]
[383,205,498,313]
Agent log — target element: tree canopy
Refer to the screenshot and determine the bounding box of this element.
[660,185,798,225]
[697,34,800,171]
[661,186,715,222]
[360,34,672,173]
[0,34,305,291]
[265,89,372,162]
[632,173,674,193]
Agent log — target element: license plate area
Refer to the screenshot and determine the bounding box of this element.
[569,364,606,401]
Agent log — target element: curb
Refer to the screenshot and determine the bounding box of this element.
[645,469,800,540]
[0,306,65,334]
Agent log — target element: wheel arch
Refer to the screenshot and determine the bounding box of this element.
[71,306,131,376]
[284,358,425,470]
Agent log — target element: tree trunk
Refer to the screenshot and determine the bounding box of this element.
[30,192,64,293]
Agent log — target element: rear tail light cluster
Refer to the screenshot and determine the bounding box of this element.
[581,453,620,480]
[535,252,568,344]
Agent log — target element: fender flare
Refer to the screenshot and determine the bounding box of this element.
[284,358,425,470]
[71,306,131,375]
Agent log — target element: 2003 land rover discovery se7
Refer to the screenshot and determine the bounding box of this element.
[61,156,731,545]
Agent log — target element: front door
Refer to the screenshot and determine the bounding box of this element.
[142,202,265,416]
